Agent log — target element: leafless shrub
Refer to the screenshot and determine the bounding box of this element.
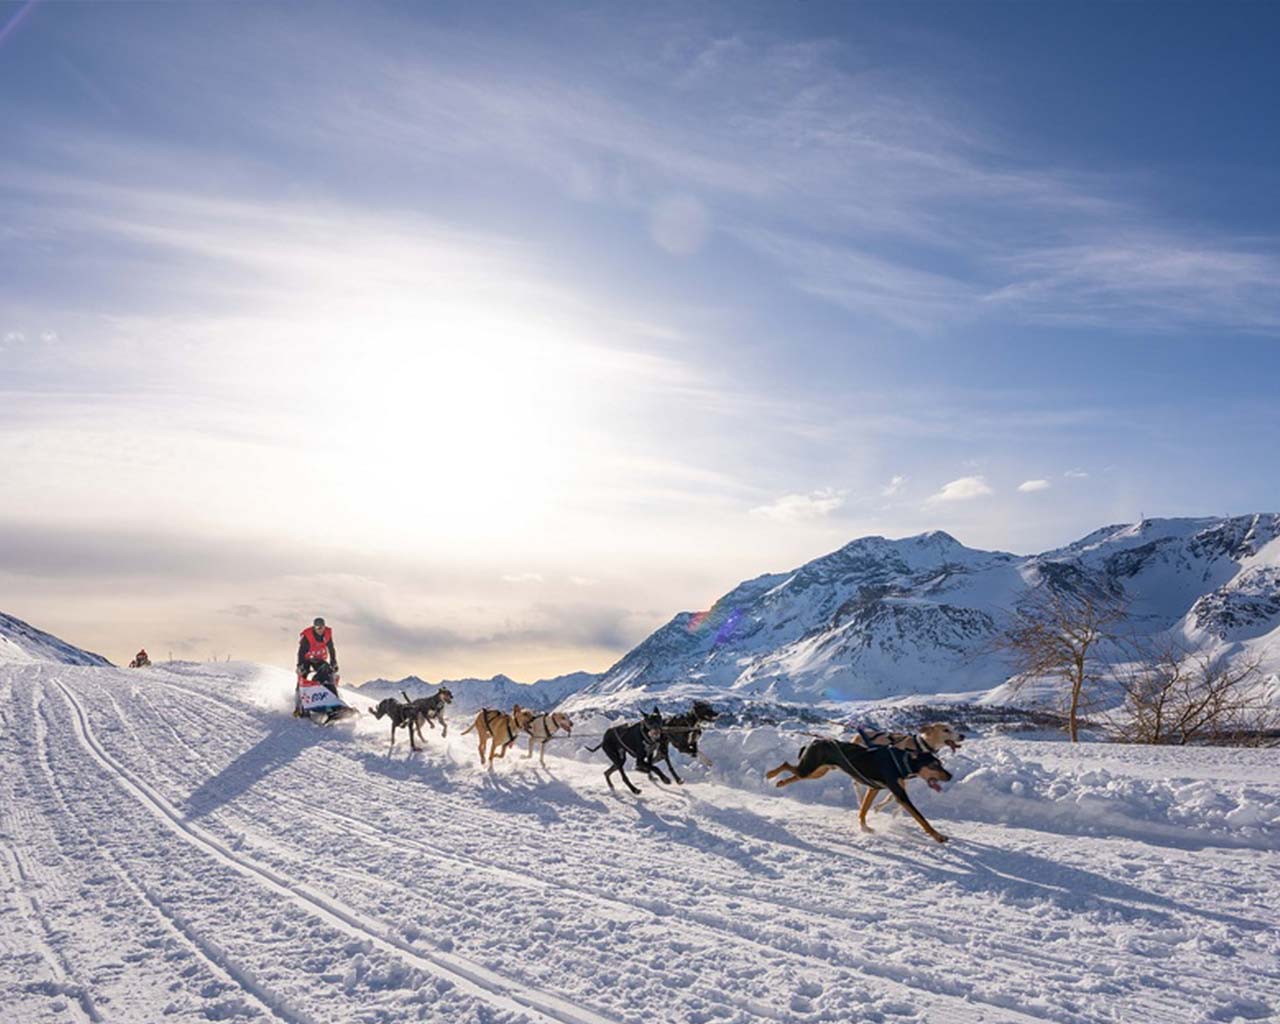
[992,588,1128,742]
[1116,640,1279,746]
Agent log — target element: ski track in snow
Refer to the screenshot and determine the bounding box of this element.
[2,663,1278,1024]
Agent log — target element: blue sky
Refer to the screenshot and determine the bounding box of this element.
[2,0,1278,678]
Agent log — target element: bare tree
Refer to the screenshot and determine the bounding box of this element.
[1118,640,1277,746]
[993,588,1128,742]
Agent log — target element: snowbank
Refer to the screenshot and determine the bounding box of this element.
[556,718,1280,850]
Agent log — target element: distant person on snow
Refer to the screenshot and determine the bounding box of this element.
[130,649,150,668]
[297,617,338,695]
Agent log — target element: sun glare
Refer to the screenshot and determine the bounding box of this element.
[310,301,593,548]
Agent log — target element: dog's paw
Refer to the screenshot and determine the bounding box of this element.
[932,833,949,844]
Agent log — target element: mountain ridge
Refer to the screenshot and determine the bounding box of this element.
[357,669,601,709]
[0,610,112,667]
[564,514,1280,711]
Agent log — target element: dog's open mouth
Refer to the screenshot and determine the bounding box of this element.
[946,741,961,751]
[926,778,943,792]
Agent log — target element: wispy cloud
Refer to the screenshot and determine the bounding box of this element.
[985,236,1280,332]
[882,475,907,497]
[1017,479,1051,493]
[733,229,975,331]
[1064,469,1089,479]
[925,476,993,504]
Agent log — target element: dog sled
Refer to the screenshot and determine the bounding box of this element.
[294,672,358,725]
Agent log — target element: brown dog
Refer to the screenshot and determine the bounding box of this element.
[767,740,953,843]
[521,711,573,766]
[461,705,534,765]
[771,723,963,789]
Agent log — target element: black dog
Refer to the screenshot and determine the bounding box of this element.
[586,709,668,794]
[766,740,953,843]
[653,700,718,784]
[369,697,421,751]
[401,686,453,745]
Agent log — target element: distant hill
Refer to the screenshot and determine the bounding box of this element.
[0,610,112,667]
[357,670,600,710]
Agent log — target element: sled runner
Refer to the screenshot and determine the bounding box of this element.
[294,673,358,725]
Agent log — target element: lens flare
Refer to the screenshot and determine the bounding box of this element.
[686,605,742,646]
[0,0,37,48]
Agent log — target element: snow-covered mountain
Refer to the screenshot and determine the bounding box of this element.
[358,669,600,710]
[0,610,112,667]
[566,515,1280,710]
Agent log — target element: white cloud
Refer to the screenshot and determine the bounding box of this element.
[751,488,846,522]
[925,476,993,504]
[500,572,543,584]
[1017,479,1050,493]
[881,474,907,497]
[568,575,597,587]
[1064,469,1089,479]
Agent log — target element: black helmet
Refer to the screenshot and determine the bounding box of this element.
[313,617,326,628]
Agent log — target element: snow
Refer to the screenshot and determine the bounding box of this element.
[3,657,1278,1023]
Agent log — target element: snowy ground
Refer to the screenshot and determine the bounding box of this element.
[2,661,1278,1024]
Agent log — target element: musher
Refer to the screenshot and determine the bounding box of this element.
[296,616,339,705]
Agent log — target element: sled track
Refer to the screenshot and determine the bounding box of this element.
[48,677,619,1024]
[103,668,1280,1024]
[28,684,308,1024]
[0,841,102,1023]
[130,670,1234,1024]
[124,673,1113,1023]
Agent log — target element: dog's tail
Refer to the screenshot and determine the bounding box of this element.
[461,722,477,735]
[369,706,385,719]
[585,741,604,752]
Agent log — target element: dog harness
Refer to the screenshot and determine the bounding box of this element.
[526,714,563,741]
[831,743,883,790]
[833,742,917,789]
[482,709,513,742]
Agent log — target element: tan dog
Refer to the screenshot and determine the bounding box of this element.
[461,705,534,765]
[520,711,573,766]
[852,723,965,755]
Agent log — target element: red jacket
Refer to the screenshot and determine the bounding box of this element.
[298,626,336,665]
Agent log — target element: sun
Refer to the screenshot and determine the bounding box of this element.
[311,300,591,549]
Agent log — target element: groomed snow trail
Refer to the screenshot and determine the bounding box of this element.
[2,663,1278,1024]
